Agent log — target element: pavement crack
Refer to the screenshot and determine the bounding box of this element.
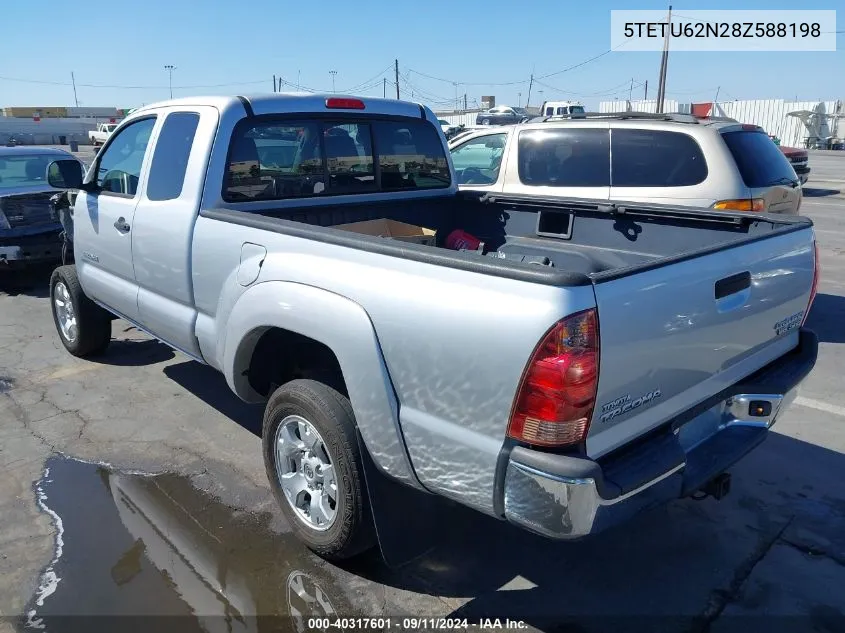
[690,516,794,633]
[778,535,845,568]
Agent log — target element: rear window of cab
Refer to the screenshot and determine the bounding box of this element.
[223,117,450,202]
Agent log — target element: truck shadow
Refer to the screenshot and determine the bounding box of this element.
[804,293,845,343]
[163,360,264,436]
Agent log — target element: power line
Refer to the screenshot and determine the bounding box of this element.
[0,74,268,90]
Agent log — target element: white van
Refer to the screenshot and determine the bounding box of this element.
[541,101,586,118]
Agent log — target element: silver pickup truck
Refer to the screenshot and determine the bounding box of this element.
[44,94,819,560]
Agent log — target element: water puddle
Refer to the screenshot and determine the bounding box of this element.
[22,456,382,633]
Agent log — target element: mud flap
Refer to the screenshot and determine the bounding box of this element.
[358,431,445,568]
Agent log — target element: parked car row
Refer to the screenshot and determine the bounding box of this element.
[449,112,806,215]
[35,93,818,563]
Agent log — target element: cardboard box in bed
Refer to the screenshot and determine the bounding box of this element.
[334,218,436,246]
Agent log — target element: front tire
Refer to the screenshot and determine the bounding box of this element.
[263,379,375,560]
[50,265,111,357]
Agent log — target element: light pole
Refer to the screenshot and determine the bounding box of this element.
[518,92,522,107]
[164,65,176,99]
[329,70,337,93]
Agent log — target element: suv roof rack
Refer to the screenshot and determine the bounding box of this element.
[529,112,740,125]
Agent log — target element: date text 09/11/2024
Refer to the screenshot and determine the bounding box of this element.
[306,618,528,630]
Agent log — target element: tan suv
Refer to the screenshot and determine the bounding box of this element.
[448,113,803,215]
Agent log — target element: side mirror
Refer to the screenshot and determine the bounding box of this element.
[47,159,84,190]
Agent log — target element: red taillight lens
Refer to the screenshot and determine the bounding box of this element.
[325,97,365,110]
[507,309,599,448]
[802,240,820,326]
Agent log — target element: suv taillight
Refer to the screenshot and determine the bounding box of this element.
[802,240,820,326]
[507,309,599,448]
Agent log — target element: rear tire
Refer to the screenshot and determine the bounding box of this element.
[263,379,375,560]
[482,118,491,125]
[50,265,111,357]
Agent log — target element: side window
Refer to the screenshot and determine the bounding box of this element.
[544,107,554,116]
[450,133,507,185]
[611,129,708,187]
[96,117,156,196]
[517,128,610,187]
[146,112,200,201]
[225,121,325,201]
[374,120,450,190]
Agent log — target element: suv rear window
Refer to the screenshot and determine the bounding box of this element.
[517,128,609,187]
[224,118,449,202]
[611,129,707,187]
[721,130,797,188]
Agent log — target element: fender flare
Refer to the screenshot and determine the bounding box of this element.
[222,280,421,489]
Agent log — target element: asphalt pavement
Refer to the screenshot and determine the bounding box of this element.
[1,150,844,632]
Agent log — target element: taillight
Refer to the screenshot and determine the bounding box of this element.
[325,97,365,110]
[802,240,820,326]
[713,198,766,212]
[507,309,599,448]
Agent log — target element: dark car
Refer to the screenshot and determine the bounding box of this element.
[476,105,529,126]
[0,147,82,268]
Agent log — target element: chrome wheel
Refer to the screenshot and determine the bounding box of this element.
[274,415,338,530]
[53,281,78,343]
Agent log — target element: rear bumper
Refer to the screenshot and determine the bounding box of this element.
[0,232,64,266]
[502,329,818,539]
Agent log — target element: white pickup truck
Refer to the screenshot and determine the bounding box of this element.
[44,94,819,560]
[88,122,118,147]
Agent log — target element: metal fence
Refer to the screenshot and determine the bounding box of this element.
[599,98,844,148]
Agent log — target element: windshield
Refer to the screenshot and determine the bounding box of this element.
[438,120,450,125]
[570,106,585,114]
[513,108,528,115]
[0,154,54,189]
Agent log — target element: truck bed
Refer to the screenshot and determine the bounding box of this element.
[207,192,808,281]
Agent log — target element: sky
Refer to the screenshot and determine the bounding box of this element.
[0,0,841,111]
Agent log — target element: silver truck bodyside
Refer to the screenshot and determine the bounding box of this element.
[191,212,597,511]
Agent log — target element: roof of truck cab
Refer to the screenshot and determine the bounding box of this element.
[132,93,433,121]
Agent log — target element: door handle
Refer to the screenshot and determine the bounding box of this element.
[715,271,751,300]
[114,217,130,233]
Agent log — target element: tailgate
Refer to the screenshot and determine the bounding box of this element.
[587,226,815,458]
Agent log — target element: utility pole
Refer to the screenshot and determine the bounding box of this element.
[526,74,534,107]
[297,70,301,91]
[464,94,467,111]
[273,74,277,92]
[518,92,522,107]
[71,72,79,107]
[644,80,648,101]
[164,65,176,99]
[394,59,400,99]
[453,83,459,111]
[628,78,634,102]
[655,5,672,113]
[714,86,721,104]
[383,77,387,98]
[329,70,337,93]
